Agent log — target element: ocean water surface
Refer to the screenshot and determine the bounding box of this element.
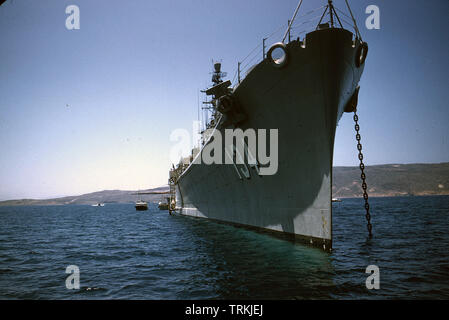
[0,195,448,299]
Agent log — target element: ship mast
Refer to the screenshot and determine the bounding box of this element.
[282,0,303,43]
[201,61,228,131]
[283,0,345,43]
[328,0,334,28]
[316,0,344,31]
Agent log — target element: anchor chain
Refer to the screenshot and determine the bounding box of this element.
[353,111,373,238]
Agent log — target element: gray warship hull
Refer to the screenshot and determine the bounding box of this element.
[174,28,365,250]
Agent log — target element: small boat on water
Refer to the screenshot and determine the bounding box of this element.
[134,190,149,211]
[158,201,169,210]
[332,198,342,202]
[91,203,105,207]
[135,200,148,211]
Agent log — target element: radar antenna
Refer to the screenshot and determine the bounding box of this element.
[211,61,227,85]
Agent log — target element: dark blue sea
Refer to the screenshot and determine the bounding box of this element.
[0,196,448,300]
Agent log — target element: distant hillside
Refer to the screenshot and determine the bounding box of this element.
[332,162,449,198]
[1,163,448,206]
[0,186,170,206]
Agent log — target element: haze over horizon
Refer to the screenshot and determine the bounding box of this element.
[1,0,448,200]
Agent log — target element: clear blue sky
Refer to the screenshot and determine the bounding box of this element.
[0,0,448,200]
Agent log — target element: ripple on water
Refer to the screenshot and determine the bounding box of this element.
[0,197,448,299]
